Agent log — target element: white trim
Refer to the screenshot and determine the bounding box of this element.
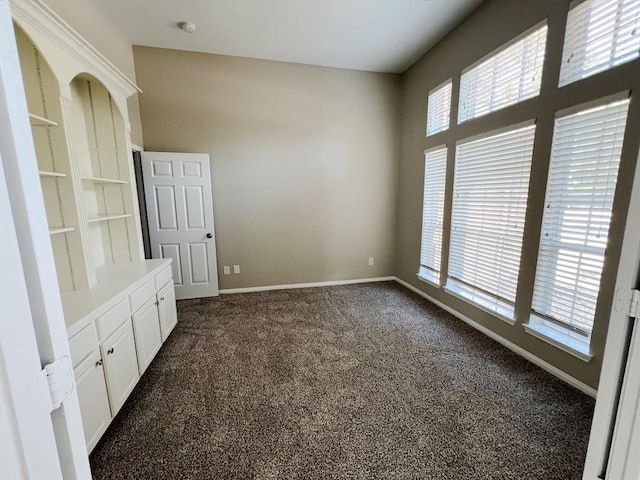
[131,143,143,153]
[393,277,598,398]
[523,319,593,363]
[555,91,630,119]
[444,282,517,326]
[455,119,536,147]
[10,0,141,98]
[219,277,396,294]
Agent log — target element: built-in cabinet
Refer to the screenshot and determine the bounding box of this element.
[66,261,176,452]
[12,11,179,455]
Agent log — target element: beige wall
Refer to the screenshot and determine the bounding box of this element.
[396,0,640,390]
[42,0,144,146]
[133,47,401,290]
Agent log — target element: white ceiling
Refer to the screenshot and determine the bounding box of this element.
[91,0,484,73]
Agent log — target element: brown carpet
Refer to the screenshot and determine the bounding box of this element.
[89,282,595,479]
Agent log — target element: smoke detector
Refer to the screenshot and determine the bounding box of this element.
[180,22,197,33]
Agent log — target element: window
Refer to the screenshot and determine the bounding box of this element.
[448,124,536,321]
[458,24,547,124]
[419,147,448,284]
[427,81,452,136]
[530,98,630,342]
[559,0,640,87]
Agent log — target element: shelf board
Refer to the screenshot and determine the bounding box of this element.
[39,170,67,178]
[29,113,59,127]
[49,226,75,235]
[87,214,132,224]
[82,176,128,185]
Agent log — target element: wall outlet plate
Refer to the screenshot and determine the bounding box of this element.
[223,266,230,275]
[233,265,240,274]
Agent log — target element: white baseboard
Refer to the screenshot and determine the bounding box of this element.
[393,277,598,398]
[219,276,396,295]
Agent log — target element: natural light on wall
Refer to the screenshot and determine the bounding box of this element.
[426,80,452,136]
[419,146,447,284]
[446,124,536,322]
[458,23,547,124]
[559,0,640,87]
[526,97,630,359]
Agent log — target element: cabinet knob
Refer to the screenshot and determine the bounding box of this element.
[161,296,165,301]
[95,360,103,366]
[206,233,213,239]
[155,300,159,306]
[107,348,114,355]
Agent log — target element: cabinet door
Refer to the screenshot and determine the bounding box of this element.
[74,350,111,452]
[158,281,178,342]
[132,298,162,374]
[101,320,139,416]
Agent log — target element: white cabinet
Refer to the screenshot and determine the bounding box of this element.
[132,297,162,374]
[158,280,178,341]
[65,260,176,451]
[100,320,139,416]
[73,350,111,452]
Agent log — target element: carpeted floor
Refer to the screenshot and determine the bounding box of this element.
[89,282,595,480]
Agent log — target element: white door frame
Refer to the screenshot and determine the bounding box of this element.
[0,2,90,478]
[583,145,640,479]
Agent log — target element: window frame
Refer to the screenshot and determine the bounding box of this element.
[457,21,548,124]
[426,80,453,137]
[418,145,448,286]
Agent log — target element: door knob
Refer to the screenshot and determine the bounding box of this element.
[206,233,213,239]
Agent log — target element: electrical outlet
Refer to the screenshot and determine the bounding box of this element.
[223,266,230,275]
[368,257,374,266]
[233,265,240,274]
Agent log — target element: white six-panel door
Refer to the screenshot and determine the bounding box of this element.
[142,152,219,300]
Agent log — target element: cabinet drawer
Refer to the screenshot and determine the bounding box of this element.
[97,298,130,340]
[69,323,99,367]
[129,278,156,313]
[155,266,173,291]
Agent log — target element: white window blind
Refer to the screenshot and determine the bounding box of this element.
[427,81,452,136]
[532,98,630,335]
[559,0,640,87]
[448,125,535,317]
[420,147,448,284]
[458,24,547,124]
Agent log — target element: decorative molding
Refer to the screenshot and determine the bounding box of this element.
[10,0,141,100]
[219,276,396,294]
[393,277,598,398]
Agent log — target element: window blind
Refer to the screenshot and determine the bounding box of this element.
[531,98,630,335]
[449,124,535,313]
[420,147,448,283]
[458,24,547,124]
[427,81,452,136]
[559,0,640,87]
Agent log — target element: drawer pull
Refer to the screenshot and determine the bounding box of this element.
[107,348,114,355]
[95,359,103,366]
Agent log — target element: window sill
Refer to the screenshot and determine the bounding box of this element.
[523,321,593,363]
[417,268,440,288]
[444,281,516,326]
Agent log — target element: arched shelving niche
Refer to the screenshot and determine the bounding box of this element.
[14,24,90,291]
[69,73,140,271]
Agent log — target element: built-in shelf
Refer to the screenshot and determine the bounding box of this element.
[29,113,59,127]
[82,176,128,185]
[87,214,132,224]
[49,226,75,235]
[39,170,67,178]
